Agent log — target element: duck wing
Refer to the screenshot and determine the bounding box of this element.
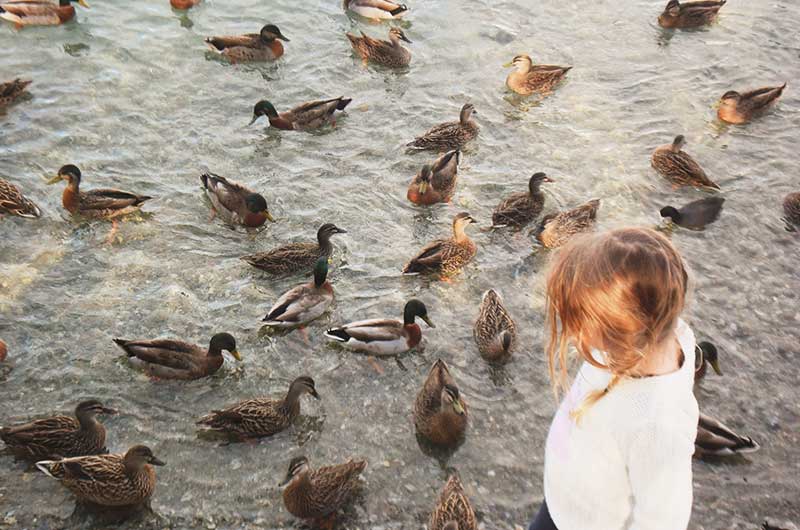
[112,338,200,370]
[200,173,249,219]
[79,188,150,212]
[326,319,403,343]
[204,33,260,51]
[403,239,450,273]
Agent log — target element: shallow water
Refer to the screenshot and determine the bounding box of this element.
[1,0,799,528]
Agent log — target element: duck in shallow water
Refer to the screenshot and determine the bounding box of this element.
[535,199,600,249]
[407,104,479,152]
[262,258,334,328]
[407,150,460,205]
[717,84,786,124]
[491,172,552,228]
[205,24,289,63]
[504,55,571,96]
[347,27,412,68]
[200,172,273,228]
[660,196,724,230]
[474,289,517,364]
[249,97,352,131]
[428,473,478,530]
[414,359,468,449]
[0,176,41,218]
[403,212,477,278]
[0,0,88,27]
[0,78,31,108]
[651,135,719,190]
[657,0,726,28]
[343,0,407,19]
[241,223,346,275]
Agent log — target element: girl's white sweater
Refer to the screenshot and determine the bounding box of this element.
[544,319,699,530]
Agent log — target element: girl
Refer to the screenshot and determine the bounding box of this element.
[530,227,699,530]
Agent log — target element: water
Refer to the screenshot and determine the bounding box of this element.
[1,0,799,528]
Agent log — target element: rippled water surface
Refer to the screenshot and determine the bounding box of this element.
[2,0,799,528]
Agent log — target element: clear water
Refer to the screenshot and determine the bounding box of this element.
[1,0,798,528]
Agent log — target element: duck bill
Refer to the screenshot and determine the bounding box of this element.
[310,389,320,400]
[278,35,290,42]
[78,0,90,7]
[418,181,428,195]
[502,61,514,68]
[248,115,263,126]
[453,399,465,415]
[421,315,436,328]
[709,359,722,376]
[543,176,555,183]
[229,350,242,361]
[150,457,166,466]
[46,174,63,185]
[264,210,275,222]
[100,407,119,415]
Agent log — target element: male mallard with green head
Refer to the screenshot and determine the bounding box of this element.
[262,258,334,328]
[200,172,273,228]
[249,97,352,131]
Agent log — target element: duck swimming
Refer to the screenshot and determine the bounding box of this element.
[491,172,552,228]
[241,223,346,275]
[0,0,88,27]
[660,196,724,230]
[250,97,352,131]
[414,359,468,449]
[262,258,334,328]
[536,199,600,249]
[403,212,477,278]
[407,104,479,152]
[205,24,289,63]
[717,84,786,124]
[651,135,719,190]
[200,172,273,228]
[347,27,412,68]
[407,150,460,205]
[0,176,41,218]
[658,0,726,29]
[504,55,571,96]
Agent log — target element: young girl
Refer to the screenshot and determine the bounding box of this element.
[529,227,699,530]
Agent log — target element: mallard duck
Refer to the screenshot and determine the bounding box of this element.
[504,55,571,96]
[197,376,319,440]
[347,27,411,68]
[325,299,434,357]
[694,341,721,381]
[783,192,800,227]
[660,197,724,230]
[658,0,726,29]
[0,176,41,218]
[718,84,787,124]
[170,0,200,9]
[0,0,88,27]
[407,104,479,151]
[1,400,116,461]
[414,359,468,448]
[343,0,407,19]
[535,198,600,249]
[36,445,164,507]
[491,172,552,228]
[695,412,759,457]
[402,212,476,277]
[249,97,351,131]
[112,333,241,380]
[651,135,719,190]
[241,223,346,275]
[407,150,460,205]
[473,289,517,363]
[428,474,477,530]
[0,78,31,108]
[262,258,334,328]
[200,172,273,228]
[205,24,289,63]
[281,455,366,527]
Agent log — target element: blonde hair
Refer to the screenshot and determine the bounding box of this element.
[544,227,689,419]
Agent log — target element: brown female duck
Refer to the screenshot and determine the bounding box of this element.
[658,0,726,29]
[492,172,552,228]
[200,172,273,228]
[205,24,289,63]
[414,359,468,449]
[249,98,352,131]
[113,332,241,380]
[347,27,411,68]
[241,223,346,275]
[407,104,479,151]
[36,445,165,507]
[695,412,758,457]
[1,400,116,461]
[717,84,786,124]
[428,474,478,530]
[473,289,517,364]
[0,78,31,108]
[197,376,319,440]
[536,199,600,249]
[783,192,800,228]
[0,0,88,27]
[402,212,477,278]
[281,455,366,527]
[504,55,571,96]
[407,150,460,205]
[651,135,719,189]
[0,176,41,218]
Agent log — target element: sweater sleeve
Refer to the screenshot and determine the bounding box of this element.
[626,420,696,530]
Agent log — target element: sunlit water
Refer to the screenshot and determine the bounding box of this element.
[1,0,799,528]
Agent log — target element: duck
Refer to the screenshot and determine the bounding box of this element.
[783,192,800,227]
[694,341,722,381]
[407,150,460,205]
[491,172,552,228]
[428,473,477,530]
[504,55,571,96]
[197,376,319,440]
[473,289,517,364]
[205,24,289,63]
[200,172,273,228]
[407,103,479,151]
[717,84,787,124]
[281,455,366,527]
[170,0,200,9]
[262,258,334,328]
[249,97,351,131]
[343,0,408,19]
[347,27,411,68]
[658,0,726,29]
[414,359,468,448]
[695,412,759,457]
[535,198,600,249]
[660,196,724,230]
[36,445,165,507]
[651,135,719,190]
[402,212,477,278]
[1,400,116,461]
[0,78,31,108]
[0,0,88,27]
[325,299,434,357]
[112,333,241,380]
[241,223,347,275]
[0,176,41,218]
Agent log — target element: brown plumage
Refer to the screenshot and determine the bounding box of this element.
[407,150,460,205]
[658,0,726,29]
[197,376,319,440]
[403,212,476,278]
[492,172,552,228]
[651,135,719,189]
[505,55,571,96]
[414,359,468,449]
[1,400,116,461]
[205,24,289,63]
[241,223,346,275]
[36,445,165,507]
[473,289,517,364]
[428,474,478,530]
[0,176,41,218]
[0,0,88,27]
[46,164,151,220]
[347,27,411,68]
[695,412,759,457]
[200,172,273,228]
[718,84,786,124]
[536,199,600,249]
[407,103,479,151]
[0,78,31,108]
[282,456,366,524]
[783,192,800,228]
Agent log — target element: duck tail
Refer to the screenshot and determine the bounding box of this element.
[204,37,224,53]
[0,10,23,25]
[112,338,134,356]
[390,4,409,15]
[345,32,359,46]
[134,195,153,205]
[324,328,350,342]
[336,97,352,111]
[35,460,57,478]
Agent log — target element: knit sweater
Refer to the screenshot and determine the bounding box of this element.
[543,319,699,530]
